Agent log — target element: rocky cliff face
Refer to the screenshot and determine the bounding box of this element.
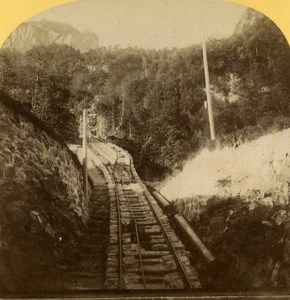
[3,19,99,53]
[234,8,264,35]
[0,92,89,292]
[233,7,283,39]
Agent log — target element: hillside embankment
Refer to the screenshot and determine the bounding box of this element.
[161,129,290,289]
[0,92,89,293]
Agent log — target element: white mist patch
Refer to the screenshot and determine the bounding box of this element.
[161,129,290,201]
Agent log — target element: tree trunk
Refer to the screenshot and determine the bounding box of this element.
[138,136,152,168]
[111,99,116,135]
[114,97,125,136]
[128,122,133,140]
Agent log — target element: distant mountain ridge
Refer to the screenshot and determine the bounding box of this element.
[3,19,99,53]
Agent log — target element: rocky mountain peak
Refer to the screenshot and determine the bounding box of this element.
[2,19,99,53]
[234,8,265,36]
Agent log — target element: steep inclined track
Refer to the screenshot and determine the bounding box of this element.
[89,139,201,290]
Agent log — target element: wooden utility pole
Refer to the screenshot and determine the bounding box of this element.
[200,2,216,141]
[82,109,88,202]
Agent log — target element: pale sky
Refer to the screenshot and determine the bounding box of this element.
[30,0,247,49]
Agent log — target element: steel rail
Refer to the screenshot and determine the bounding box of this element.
[121,179,147,289]
[143,190,194,289]
[113,150,146,288]
[89,143,124,289]
[91,139,195,289]
[124,149,193,288]
[126,154,194,289]
[108,149,146,289]
[113,182,124,289]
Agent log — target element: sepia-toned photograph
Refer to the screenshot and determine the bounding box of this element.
[0,0,290,298]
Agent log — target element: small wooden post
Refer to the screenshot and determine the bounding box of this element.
[82,109,88,202]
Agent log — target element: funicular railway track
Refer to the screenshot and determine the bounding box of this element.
[89,138,201,290]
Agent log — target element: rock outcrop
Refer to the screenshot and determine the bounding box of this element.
[164,127,290,289]
[0,91,89,292]
[234,8,265,36]
[3,19,99,53]
[175,193,290,289]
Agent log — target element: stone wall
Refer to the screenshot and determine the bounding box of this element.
[0,92,89,292]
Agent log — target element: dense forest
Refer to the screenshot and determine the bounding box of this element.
[1,9,290,180]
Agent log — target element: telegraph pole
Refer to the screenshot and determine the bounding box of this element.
[82,109,88,202]
[200,2,216,141]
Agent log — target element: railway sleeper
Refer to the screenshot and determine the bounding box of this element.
[123,256,174,267]
[108,245,118,254]
[115,180,131,185]
[104,278,119,289]
[120,207,151,213]
[129,205,151,210]
[110,215,117,222]
[143,225,162,234]
[107,255,119,264]
[119,200,148,206]
[128,211,153,216]
[134,215,155,220]
[138,275,166,284]
[109,237,118,245]
[109,223,118,230]
[117,195,145,201]
[110,211,117,217]
[123,205,150,211]
[120,205,150,211]
[107,261,119,270]
[122,235,132,244]
[122,250,171,257]
[149,238,166,244]
[132,213,154,218]
[123,273,140,286]
[123,193,141,199]
[135,219,157,225]
[123,191,139,195]
[110,203,117,209]
[120,219,156,228]
[119,212,132,218]
[125,264,177,274]
[154,273,185,289]
[164,273,186,288]
[119,198,143,203]
[136,221,158,226]
[117,192,141,198]
[151,243,169,251]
